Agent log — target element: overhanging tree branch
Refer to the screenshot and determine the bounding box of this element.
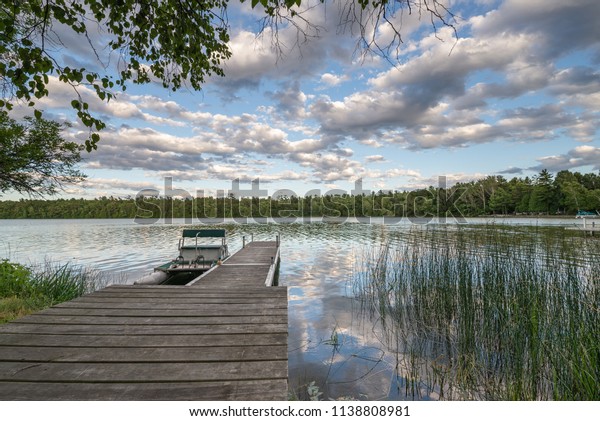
[0,111,86,197]
[1,0,456,151]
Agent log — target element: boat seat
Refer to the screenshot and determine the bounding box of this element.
[180,245,222,249]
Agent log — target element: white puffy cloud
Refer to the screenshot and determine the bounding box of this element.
[290,152,365,182]
[320,73,349,87]
[365,155,385,163]
[305,0,600,152]
[396,172,489,191]
[533,145,600,171]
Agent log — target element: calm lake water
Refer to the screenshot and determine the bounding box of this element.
[0,216,586,400]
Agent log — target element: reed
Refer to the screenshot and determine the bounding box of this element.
[0,259,110,323]
[354,225,599,400]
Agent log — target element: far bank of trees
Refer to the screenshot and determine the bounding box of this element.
[0,170,599,220]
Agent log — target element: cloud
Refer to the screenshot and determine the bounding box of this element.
[310,90,429,140]
[303,0,600,152]
[265,82,308,121]
[289,152,365,182]
[471,0,600,59]
[81,178,160,192]
[499,167,524,175]
[396,172,489,190]
[65,178,162,198]
[211,3,364,96]
[82,126,231,171]
[532,145,600,172]
[320,73,349,87]
[157,166,309,184]
[365,155,385,163]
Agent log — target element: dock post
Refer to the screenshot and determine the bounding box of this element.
[276,234,280,247]
[242,236,246,248]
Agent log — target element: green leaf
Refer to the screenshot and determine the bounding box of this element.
[34,109,42,119]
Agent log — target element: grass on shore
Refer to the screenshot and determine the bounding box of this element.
[354,225,599,400]
[0,259,108,323]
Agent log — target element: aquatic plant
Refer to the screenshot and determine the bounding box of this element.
[307,381,323,401]
[354,225,599,400]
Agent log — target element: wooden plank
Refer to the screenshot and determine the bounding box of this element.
[10,314,284,325]
[0,345,288,363]
[0,333,287,347]
[54,300,286,310]
[0,322,287,336]
[101,284,287,293]
[32,306,286,317]
[0,360,287,382]
[0,379,289,400]
[61,297,286,306]
[90,288,287,298]
[196,266,271,288]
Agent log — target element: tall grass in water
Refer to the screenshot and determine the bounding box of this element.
[1,259,111,323]
[354,226,599,400]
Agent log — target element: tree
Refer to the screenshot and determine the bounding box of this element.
[0,111,85,196]
[529,169,556,214]
[489,187,512,215]
[1,0,455,151]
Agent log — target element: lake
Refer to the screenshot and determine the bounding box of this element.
[0,216,592,400]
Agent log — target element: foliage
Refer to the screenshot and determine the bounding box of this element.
[306,381,323,401]
[0,170,598,219]
[0,111,85,196]
[1,0,231,150]
[0,259,33,298]
[0,259,103,323]
[1,1,455,150]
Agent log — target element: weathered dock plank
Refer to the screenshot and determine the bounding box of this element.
[0,345,288,363]
[0,240,287,400]
[0,360,288,383]
[8,314,283,326]
[0,379,289,401]
[0,332,287,347]
[33,304,285,316]
[0,323,287,336]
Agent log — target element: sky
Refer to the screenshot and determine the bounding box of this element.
[8,0,600,199]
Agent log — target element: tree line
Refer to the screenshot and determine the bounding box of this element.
[0,170,598,220]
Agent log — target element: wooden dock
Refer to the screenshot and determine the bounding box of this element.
[189,241,281,288]
[0,240,286,400]
[566,220,600,236]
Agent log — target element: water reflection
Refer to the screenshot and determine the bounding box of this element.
[0,217,587,400]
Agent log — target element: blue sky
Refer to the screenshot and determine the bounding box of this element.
[8,0,600,199]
